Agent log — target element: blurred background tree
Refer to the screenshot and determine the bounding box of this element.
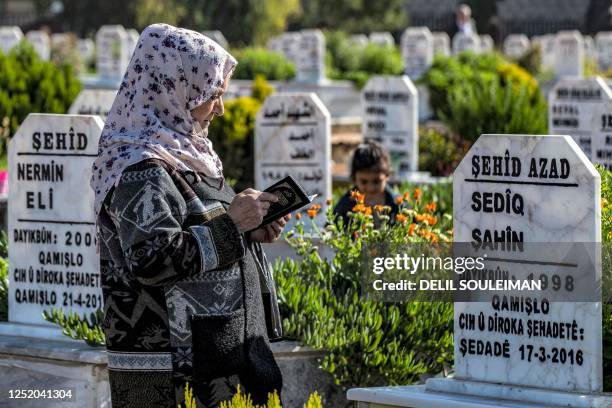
[290,0,407,34]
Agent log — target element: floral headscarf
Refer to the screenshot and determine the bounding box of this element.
[90,23,237,216]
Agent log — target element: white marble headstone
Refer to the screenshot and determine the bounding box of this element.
[77,38,95,68]
[591,98,612,170]
[503,34,530,59]
[533,34,556,71]
[202,30,229,50]
[479,34,494,53]
[50,33,73,57]
[369,32,395,46]
[362,76,418,176]
[255,93,331,229]
[584,36,596,61]
[400,27,433,80]
[296,29,326,83]
[126,29,139,58]
[0,26,24,54]
[432,32,450,57]
[595,31,612,71]
[68,89,118,121]
[453,134,602,393]
[349,34,369,46]
[554,30,585,78]
[95,25,130,79]
[26,30,51,61]
[452,32,480,54]
[548,76,612,158]
[8,114,104,325]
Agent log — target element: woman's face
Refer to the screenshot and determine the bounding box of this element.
[190,76,230,133]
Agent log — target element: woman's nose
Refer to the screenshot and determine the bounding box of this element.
[214,97,224,116]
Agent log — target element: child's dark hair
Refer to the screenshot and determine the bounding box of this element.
[350,140,392,179]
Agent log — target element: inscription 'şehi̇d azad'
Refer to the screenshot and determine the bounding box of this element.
[470,150,571,179]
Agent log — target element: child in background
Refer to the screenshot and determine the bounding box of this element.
[333,140,400,227]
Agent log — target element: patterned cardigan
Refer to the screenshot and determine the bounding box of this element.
[97,158,283,408]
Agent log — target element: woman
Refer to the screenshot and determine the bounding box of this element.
[91,23,288,408]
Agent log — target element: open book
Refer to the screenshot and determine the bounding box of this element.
[252,176,318,231]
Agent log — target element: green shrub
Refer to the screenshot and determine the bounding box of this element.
[276,190,454,388]
[0,231,7,322]
[441,75,547,142]
[178,383,322,408]
[0,258,7,322]
[233,48,296,81]
[0,41,81,154]
[420,52,542,129]
[360,44,403,76]
[598,164,612,391]
[325,31,365,73]
[43,308,106,346]
[326,31,403,88]
[418,128,469,177]
[207,96,260,191]
[208,76,275,190]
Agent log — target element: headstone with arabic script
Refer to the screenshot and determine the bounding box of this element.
[255,93,331,229]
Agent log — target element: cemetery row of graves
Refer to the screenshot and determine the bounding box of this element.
[0,21,611,405]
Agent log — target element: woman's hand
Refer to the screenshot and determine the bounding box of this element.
[227,188,278,233]
[249,214,291,243]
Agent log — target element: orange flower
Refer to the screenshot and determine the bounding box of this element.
[408,223,416,236]
[296,212,302,220]
[396,214,408,224]
[306,204,321,219]
[425,202,437,213]
[403,191,411,201]
[352,203,373,216]
[353,231,360,239]
[415,213,426,223]
[395,196,404,205]
[374,204,386,213]
[351,190,365,204]
[352,203,365,213]
[413,188,422,201]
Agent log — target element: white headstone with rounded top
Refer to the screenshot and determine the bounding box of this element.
[0,26,24,54]
[503,34,530,59]
[369,32,394,46]
[453,32,480,54]
[432,32,450,57]
[554,30,585,78]
[95,25,130,79]
[26,30,51,61]
[362,76,418,176]
[595,31,612,71]
[400,27,433,80]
